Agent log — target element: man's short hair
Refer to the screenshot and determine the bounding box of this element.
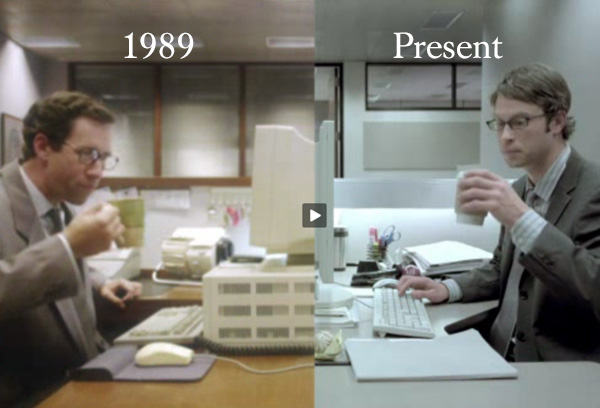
[22,91,114,161]
[490,63,575,140]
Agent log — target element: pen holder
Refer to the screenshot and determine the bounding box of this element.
[366,243,386,263]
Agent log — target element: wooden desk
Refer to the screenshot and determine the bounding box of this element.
[37,355,313,408]
[39,276,313,408]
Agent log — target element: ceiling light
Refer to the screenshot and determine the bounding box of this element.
[421,11,464,30]
[367,94,381,103]
[175,37,204,49]
[266,37,315,48]
[372,82,392,90]
[22,37,81,48]
[402,45,426,58]
[141,35,204,48]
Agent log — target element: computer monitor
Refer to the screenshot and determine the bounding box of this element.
[315,121,353,308]
[249,122,351,307]
[250,125,315,265]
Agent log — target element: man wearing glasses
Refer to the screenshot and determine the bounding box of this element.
[398,63,600,363]
[0,91,142,407]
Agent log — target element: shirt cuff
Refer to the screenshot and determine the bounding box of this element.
[510,209,548,254]
[441,279,463,303]
[57,233,81,274]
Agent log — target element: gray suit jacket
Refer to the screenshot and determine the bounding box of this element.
[0,160,103,405]
[453,149,600,362]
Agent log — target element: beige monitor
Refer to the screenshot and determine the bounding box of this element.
[250,125,315,265]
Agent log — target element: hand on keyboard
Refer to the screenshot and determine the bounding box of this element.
[397,275,450,304]
[373,288,434,338]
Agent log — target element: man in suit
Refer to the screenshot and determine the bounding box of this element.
[398,63,600,362]
[0,91,142,407]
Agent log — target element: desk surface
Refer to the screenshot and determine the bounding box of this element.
[40,279,312,408]
[319,268,498,364]
[317,270,600,408]
[38,355,313,408]
[317,362,600,408]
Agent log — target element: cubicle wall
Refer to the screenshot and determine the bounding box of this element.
[334,179,501,264]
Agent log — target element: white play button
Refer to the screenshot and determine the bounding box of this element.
[302,203,326,228]
[309,209,321,222]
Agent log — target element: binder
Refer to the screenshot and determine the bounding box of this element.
[345,329,518,382]
[404,241,493,276]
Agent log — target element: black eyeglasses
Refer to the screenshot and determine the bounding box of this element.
[486,113,547,132]
[63,142,119,170]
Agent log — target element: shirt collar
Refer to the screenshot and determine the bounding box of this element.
[526,144,571,202]
[18,165,56,218]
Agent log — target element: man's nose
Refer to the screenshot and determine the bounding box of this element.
[499,124,515,142]
[86,160,104,178]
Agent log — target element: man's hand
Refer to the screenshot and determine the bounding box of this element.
[100,279,142,309]
[397,276,450,304]
[63,203,125,258]
[458,170,529,229]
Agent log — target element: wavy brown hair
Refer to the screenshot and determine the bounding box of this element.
[22,91,114,161]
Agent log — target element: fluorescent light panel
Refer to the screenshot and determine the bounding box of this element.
[22,37,81,48]
[421,11,464,30]
[403,45,427,58]
[141,35,203,48]
[367,94,380,103]
[266,36,314,48]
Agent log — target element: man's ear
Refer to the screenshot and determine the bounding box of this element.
[32,133,52,162]
[548,110,567,137]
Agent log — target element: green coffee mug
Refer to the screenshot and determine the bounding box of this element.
[108,198,145,247]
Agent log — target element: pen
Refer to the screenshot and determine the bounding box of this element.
[369,227,378,244]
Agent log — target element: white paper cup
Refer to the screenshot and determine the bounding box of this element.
[456,212,486,226]
[455,168,487,226]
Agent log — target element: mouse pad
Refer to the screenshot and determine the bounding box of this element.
[72,345,216,382]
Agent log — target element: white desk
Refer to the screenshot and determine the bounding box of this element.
[316,270,600,408]
[317,362,600,408]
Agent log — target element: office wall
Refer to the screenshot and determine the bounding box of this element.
[481,0,600,177]
[0,33,67,119]
[343,62,481,179]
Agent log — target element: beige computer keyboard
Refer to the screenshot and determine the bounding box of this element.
[114,306,204,345]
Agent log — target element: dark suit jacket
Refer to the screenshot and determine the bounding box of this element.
[0,160,103,406]
[453,149,600,362]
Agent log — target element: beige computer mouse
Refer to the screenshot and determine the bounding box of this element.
[135,342,194,367]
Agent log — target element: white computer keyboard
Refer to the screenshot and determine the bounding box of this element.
[114,305,204,345]
[373,288,435,339]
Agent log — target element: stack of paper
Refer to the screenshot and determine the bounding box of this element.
[315,304,359,328]
[404,241,492,276]
[345,329,518,382]
[161,237,194,274]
